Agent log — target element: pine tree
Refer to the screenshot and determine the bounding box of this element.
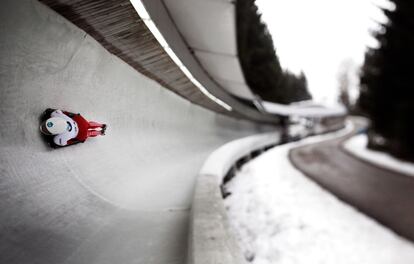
[237,0,312,104]
[359,0,414,160]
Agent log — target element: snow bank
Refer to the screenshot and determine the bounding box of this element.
[344,134,414,177]
[224,129,414,264]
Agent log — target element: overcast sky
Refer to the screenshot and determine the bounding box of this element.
[256,0,392,105]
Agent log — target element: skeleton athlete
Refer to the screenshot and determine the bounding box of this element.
[40,109,106,147]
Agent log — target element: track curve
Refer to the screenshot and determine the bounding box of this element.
[0,1,272,263]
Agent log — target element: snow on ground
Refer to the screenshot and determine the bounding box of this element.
[344,134,414,177]
[224,129,414,264]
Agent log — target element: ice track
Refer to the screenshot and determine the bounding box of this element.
[0,1,272,263]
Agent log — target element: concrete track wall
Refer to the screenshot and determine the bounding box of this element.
[189,133,279,264]
[0,1,273,263]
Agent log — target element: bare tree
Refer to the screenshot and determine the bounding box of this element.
[337,59,358,110]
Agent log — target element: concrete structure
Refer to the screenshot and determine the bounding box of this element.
[262,101,347,118]
[0,1,275,263]
[139,0,275,122]
[189,132,279,264]
[159,0,254,100]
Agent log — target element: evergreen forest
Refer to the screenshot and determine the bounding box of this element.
[236,0,312,104]
[358,0,414,161]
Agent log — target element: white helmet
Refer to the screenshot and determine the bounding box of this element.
[40,117,68,135]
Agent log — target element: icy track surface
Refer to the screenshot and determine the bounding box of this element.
[0,1,271,263]
[224,128,414,264]
[344,134,414,177]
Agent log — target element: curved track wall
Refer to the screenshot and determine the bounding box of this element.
[189,132,279,264]
[0,1,273,263]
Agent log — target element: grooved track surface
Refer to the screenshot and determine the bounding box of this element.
[0,1,272,263]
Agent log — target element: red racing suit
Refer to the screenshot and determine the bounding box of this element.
[69,114,89,143]
[62,111,104,145]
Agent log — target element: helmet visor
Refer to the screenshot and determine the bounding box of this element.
[40,122,52,135]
